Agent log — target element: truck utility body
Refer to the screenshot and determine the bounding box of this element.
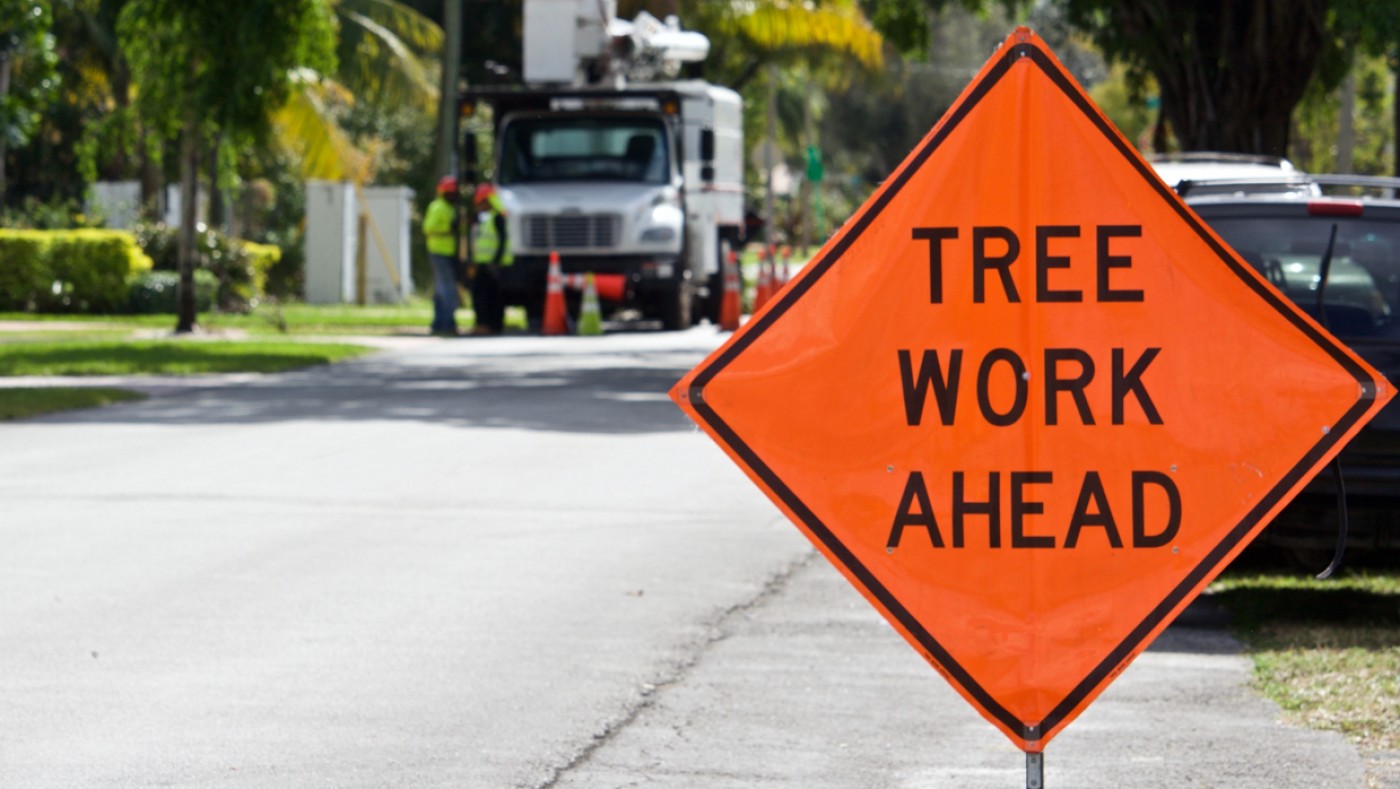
[459,1,744,329]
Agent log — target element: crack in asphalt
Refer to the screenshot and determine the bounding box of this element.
[532,543,818,789]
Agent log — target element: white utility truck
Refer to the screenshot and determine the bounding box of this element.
[459,0,745,329]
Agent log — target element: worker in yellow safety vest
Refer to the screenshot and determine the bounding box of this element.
[423,176,460,336]
[471,184,511,335]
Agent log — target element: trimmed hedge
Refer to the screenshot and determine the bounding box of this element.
[0,230,153,313]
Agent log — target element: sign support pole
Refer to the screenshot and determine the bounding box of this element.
[1026,752,1044,789]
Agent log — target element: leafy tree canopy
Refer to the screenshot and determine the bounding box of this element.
[0,0,59,191]
[118,0,337,147]
[855,0,1400,155]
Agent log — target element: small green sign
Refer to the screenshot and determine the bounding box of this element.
[806,145,824,183]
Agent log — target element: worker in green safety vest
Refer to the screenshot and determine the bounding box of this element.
[423,176,460,336]
[471,184,511,335]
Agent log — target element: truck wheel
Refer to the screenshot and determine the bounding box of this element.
[703,270,724,324]
[660,278,694,331]
[524,296,545,333]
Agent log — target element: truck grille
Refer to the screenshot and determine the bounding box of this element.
[523,214,620,250]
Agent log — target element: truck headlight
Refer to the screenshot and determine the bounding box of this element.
[637,187,683,245]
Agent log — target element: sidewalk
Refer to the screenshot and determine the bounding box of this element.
[550,550,1368,788]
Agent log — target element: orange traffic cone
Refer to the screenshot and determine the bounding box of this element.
[754,249,772,312]
[779,245,792,285]
[542,251,568,336]
[719,247,741,331]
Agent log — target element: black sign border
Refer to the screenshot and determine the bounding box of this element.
[685,40,1383,745]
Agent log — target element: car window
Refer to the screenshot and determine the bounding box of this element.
[1207,217,1400,342]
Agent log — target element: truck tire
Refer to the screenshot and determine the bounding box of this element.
[660,278,694,331]
[703,270,724,324]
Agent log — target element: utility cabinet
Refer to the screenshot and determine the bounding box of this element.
[304,181,415,304]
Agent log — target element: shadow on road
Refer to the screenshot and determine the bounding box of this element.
[37,349,702,434]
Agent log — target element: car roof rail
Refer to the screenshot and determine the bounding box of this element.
[1173,173,1400,199]
[1148,151,1297,170]
[1174,175,1313,197]
[1305,174,1400,195]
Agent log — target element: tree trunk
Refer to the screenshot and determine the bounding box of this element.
[1394,56,1400,180]
[175,113,200,334]
[206,134,228,233]
[138,139,163,222]
[1111,0,1328,156]
[1337,71,1355,173]
[0,52,11,204]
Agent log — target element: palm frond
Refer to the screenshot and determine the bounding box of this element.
[271,70,371,182]
[332,1,441,113]
[335,0,443,53]
[732,1,884,70]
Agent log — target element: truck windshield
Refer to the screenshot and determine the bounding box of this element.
[499,118,670,185]
[1210,216,1400,342]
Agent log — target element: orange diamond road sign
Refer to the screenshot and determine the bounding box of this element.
[671,28,1393,753]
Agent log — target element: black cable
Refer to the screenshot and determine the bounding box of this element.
[1317,458,1349,580]
[1312,223,1349,580]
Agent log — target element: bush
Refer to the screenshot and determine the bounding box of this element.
[260,228,304,299]
[130,222,268,312]
[0,195,106,230]
[0,230,153,313]
[0,233,49,311]
[241,241,281,300]
[126,270,219,314]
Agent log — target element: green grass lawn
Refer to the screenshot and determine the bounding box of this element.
[0,339,375,376]
[0,299,538,337]
[0,301,440,336]
[0,387,147,420]
[1208,570,1400,752]
[203,301,439,335]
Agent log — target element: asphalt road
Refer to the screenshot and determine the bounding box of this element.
[0,328,1372,787]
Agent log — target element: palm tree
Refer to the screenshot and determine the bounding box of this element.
[690,0,885,90]
[683,0,885,248]
[273,0,443,183]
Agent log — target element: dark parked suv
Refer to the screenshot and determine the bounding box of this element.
[1163,165,1400,561]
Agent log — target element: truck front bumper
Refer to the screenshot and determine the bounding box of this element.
[500,254,683,305]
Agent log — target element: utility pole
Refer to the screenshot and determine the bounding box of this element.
[436,0,464,180]
[764,63,777,253]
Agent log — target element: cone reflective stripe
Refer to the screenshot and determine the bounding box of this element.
[542,251,568,336]
[753,248,772,312]
[577,272,603,336]
[719,246,741,331]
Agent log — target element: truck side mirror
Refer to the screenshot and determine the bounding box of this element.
[461,133,479,184]
[700,127,715,182]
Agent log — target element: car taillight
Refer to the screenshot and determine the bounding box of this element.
[1307,200,1364,217]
